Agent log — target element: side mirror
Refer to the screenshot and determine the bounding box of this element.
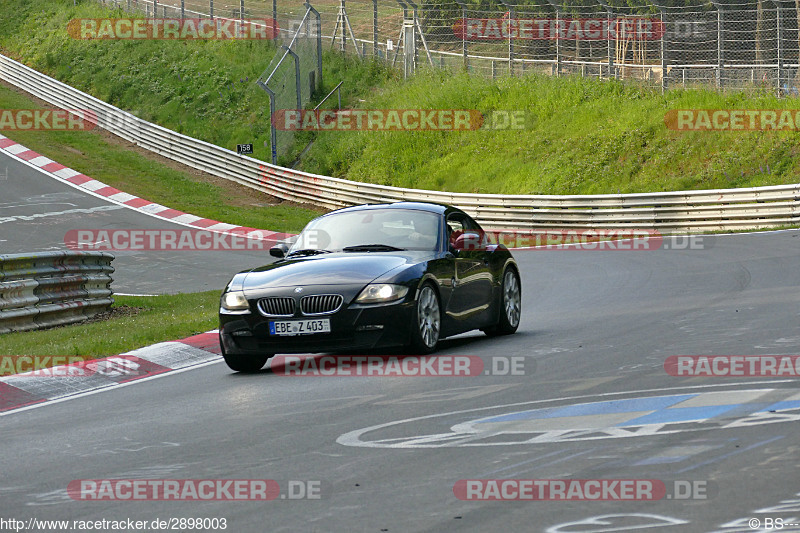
[452,232,485,252]
[270,243,289,258]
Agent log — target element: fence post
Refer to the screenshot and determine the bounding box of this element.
[181,0,184,19]
[263,85,278,165]
[407,0,434,66]
[210,0,214,19]
[373,0,378,56]
[710,0,723,89]
[659,10,667,92]
[499,0,515,75]
[544,0,561,77]
[454,0,468,69]
[403,17,416,78]
[596,0,613,79]
[283,46,302,110]
[305,3,323,89]
[274,0,277,34]
[340,0,347,51]
[154,0,158,18]
[774,0,783,92]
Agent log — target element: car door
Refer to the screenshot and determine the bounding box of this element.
[445,213,494,330]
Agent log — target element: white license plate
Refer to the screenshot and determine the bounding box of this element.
[269,318,331,336]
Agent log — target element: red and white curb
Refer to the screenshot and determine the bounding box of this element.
[0,330,221,416]
[0,133,294,243]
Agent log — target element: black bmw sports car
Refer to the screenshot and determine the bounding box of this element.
[218,202,521,372]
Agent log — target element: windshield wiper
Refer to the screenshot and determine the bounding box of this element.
[342,244,406,252]
[286,249,332,257]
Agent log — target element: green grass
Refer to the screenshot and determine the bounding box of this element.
[0,0,397,166]
[0,292,219,358]
[2,0,800,199]
[0,83,321,232]
[300,69,800,195]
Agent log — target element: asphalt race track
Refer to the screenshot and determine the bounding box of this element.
[2,147,800,532]
[0,150,274,294]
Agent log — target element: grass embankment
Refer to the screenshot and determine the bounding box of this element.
[300,70,800,194]
[0,292,218,358]
[0,0,396,167]
[4,0,800,196]
[0,84,320,232]
[2,2,800,195]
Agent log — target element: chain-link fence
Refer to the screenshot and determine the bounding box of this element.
[257,4,322,163]
[100,0,800,95]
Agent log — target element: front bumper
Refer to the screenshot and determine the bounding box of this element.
[220,297,415,355]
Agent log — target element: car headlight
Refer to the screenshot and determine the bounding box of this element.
[220,290,250,314]
[355,284,409,304]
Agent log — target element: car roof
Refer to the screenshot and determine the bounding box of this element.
[320,201,453,217]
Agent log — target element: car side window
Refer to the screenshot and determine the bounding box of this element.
[447,213,487,250]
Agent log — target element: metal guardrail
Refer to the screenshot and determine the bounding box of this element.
[1,53,799,232]
[0,251,115,334]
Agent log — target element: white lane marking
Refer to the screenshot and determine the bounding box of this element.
[545,514,689,533]
[0,204,123,224]
[0,202,78,210]
[336,380,799,448]
[0,358,223,418]
[0,149,227,232]
[114,293,161,297]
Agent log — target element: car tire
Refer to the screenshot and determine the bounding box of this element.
[223,353,271,373]
[409,282,441,354]
[484,267,521,337]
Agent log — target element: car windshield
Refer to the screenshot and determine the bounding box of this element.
[288,208,441,253]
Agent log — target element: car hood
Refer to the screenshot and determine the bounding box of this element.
[240,252,430,291]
